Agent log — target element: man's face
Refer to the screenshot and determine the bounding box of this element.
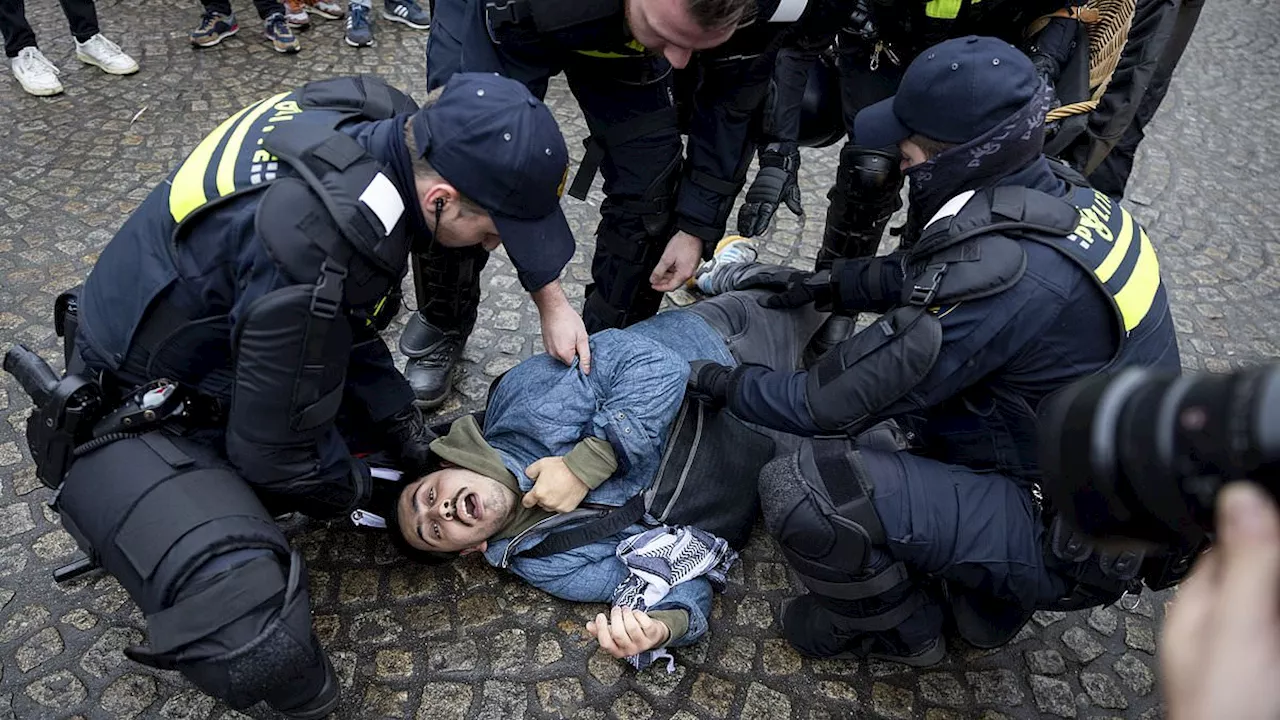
[396,467,517,553]
[899,139,930,171]
[420,185,503,251]
[625,0,736,69]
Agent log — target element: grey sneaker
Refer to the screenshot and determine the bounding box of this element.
[690,235,759,295]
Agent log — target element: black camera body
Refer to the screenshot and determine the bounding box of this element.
[1038,364,1280,549]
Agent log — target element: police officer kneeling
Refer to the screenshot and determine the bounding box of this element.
[689,37,1188,664]
[39,73,572,717]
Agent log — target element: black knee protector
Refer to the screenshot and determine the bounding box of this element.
[57,432,334,713]
[820,145,904,266]
[759,441,908,599]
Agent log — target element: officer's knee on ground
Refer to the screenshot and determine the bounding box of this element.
[56,432,337,713]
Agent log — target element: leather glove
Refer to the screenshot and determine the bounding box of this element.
[377,405,438,478]
[738,267,834,310]
[737,144,803,238]
[686,360,733,407]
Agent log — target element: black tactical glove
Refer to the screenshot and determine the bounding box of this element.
[737,144,803,238]
[738,267,835,310]
[377,405,438,478]
[686,360,733,407]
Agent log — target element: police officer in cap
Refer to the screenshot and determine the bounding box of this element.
[688,37,1188,663]
[398,0,826,408]
[55,72,572,716]
[737,0,1084,355]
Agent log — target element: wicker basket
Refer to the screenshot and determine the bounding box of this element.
[1032,0,1137,121]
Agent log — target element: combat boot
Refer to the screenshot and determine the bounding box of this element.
[399,311,464,409]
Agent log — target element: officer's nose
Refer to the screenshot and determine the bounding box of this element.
[663,46,692,68]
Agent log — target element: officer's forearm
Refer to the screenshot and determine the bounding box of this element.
[530,278,571,313]
[726,365,824,436]
[833,255,906,314]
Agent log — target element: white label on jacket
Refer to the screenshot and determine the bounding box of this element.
[359,172,405,236]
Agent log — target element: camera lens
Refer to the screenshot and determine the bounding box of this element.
[1039,365,1280,547]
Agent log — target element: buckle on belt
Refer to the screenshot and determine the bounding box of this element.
[908,263,947,306]
[485,0,530,28]
[311,260,347,320]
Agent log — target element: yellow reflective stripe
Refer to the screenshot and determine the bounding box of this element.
[216,92,291,197]
[924,0,981,19]
[575,39,647,58]
[1094,205,1135,283]
[1112,227,1160,332]
[168,101,260,223]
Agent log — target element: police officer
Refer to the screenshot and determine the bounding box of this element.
[688,38,1189,663]
[737,0,1083,354]
[398,0,824,407]
[54,73,572,716]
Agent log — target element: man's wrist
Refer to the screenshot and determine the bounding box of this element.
[530,279,569,311]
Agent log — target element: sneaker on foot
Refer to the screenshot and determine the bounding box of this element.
[344,4,373,46]
[382,0,429,29]
[190,11,239,47]
[264,13,301,52]
[10,46,62,96]
[690,235,759,294]
[75,34,139,74]
[305,0,345,19]
[283,0,311,28]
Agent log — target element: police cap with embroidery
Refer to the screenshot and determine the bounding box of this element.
[412,72,573,291]
[854,35,1040,148]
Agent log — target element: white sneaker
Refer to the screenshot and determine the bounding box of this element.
[11,47,63,96]
[75,34,139,75]
[689,235,759,294]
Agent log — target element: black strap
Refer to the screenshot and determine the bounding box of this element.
[128,555,285,664]
[138,432,196,470]
[567,107,679,201]
[685,168,741,198]
[834,588,927,632]
[520,494,647,559]
[809,439,887,545]
[798,562,911,601]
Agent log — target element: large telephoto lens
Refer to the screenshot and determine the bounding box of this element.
[1039,365,1280,547]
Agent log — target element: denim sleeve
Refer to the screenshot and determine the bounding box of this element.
[587,330,689,475]
[508,547,714,646]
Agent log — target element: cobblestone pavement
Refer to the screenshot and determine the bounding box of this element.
[1,0,1277,717]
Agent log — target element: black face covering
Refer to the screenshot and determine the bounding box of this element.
[904,81,1056,233]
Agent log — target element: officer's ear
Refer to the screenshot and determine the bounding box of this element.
[421,183,461,217]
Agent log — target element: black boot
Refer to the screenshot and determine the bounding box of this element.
[399,311,465,409]
[267,647,340,719]
[779,594,946,668]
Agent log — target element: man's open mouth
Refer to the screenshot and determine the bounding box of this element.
[459,490,482,523]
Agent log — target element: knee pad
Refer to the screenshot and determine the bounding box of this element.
[57,432,330,710]
[833,145,903,204]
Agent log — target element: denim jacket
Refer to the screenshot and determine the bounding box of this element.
[478,327,717,645]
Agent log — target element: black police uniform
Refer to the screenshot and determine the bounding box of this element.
[63,75,430,717]
[740,0,1078,263]
[398,0,819,405]
[713,155,1187,660]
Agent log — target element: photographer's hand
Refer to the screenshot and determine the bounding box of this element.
[1163,482,1280,720]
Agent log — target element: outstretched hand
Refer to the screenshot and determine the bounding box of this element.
[587,606,670,659]
[1162,481,1280,720]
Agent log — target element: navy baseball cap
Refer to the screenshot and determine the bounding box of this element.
[854,36,1040,149]
[412,73,573,289]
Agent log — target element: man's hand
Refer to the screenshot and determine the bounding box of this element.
[1162,482,1280,720]
[650,231,703,293]
[737,145,803,238]
[686,360,732,407]
[532,280,591,374]
[587,606,671,659]
[737,267,834,309]
[522,456,590,513]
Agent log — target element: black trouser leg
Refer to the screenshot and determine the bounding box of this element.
[57,0,99,42]
[565,57,683,332]
[201,0,234,16]
[0,0,38,57]
[250,0,286,20]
